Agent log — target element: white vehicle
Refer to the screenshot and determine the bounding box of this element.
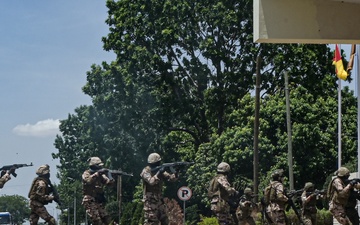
[0,212,13,225]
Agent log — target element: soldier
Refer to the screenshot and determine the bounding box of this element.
[236,187,257,225]
[82,157,115,225]
[301,182,322,225]
[208,162,238,225]
[266,169,288,225]
[140,152,178,225]
[345,181,360,225]
[0,167,15,188]
[327,167,357,225]
[28,164,57,225]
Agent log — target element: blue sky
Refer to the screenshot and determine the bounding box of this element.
[0,1,115,219]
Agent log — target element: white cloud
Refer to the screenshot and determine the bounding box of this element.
[12,119,60,137]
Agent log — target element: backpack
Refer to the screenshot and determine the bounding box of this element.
[263,183,276,205]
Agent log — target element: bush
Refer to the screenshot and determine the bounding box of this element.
[197,215,219,225]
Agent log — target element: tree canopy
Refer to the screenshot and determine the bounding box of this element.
[52,0,357,223]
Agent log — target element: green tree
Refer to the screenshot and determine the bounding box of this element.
[52,0,358,223]
[0,195,30,225]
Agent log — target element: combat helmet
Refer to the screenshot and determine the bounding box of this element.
[244,187,253,195]
[336,167,350,177]
[36,164,50,175]
[88,157,104,166]
[147,153,162,164]
[271,169,285,180]
[217,162,230,173]
[304,182,315,191]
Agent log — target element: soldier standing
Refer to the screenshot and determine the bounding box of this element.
[140,152,178,225]
[28,164,57,225]
[82,157,115,225]
[345,181,360,225]
[301,182,321,225]
[208,162,238,225]
[266,169,288,225]
[327,167,357,225]
[236,187,257,225]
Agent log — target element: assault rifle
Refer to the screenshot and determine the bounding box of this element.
[0,162,33,177]
[151,161,195,174]
[48,182,62,206]
[98,168,133,179]
[306,189,325,196]
[347,178,360,186]
[285,189,304,224]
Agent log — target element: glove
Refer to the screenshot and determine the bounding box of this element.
[97,168,109,175]
[0,170,5,177]
[350,179,358,186]
[158,167,165,173]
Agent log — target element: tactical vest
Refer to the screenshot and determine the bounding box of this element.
[28,177,51,202]
[208,174,230,201]
[82,169,105,197]
[327,177,349,205]
[141,166,163,195]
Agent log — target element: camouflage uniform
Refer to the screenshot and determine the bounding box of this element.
[82,157,114,225]
[301,183,319,225]
[236,188,256,225]
[0,172,11,188]
[140,164,177,225]
[328,167,353,225]
[266,170,288,225]
[209,162,237,225]
[345,188,360,225]
[28,165,56,225]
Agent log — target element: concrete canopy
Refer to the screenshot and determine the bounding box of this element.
[254,0,360,44]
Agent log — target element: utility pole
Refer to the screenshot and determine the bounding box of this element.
[284,71,294,190]
[253,55,261,201]
[117,174,122,224]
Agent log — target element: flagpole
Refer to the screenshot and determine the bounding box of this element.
[357,44,360,177]
[338,75,342,169]
[338,44,342,169]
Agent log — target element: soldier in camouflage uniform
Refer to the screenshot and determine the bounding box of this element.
[345,184,360,225]
[28,164,57,225]
[82,157,115,225]
[327,167,357,225]
[0,167,15,188]
[301,182,322,225]
[236,187,256,225]
[140,153,178,225]
[208,162,238,225]
[266,169,288,225]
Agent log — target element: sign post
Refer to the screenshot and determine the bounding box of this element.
[177,186,192,225]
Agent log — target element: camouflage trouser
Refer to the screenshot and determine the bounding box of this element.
[82,197,111,225]
[236,208,255,225]
[330,204,352,225]
[346,207,359,225]
[29,200,56,225]
[211,197,235,225]
[268,210,286,225]
[302,212,317,225]
[143,196,168,225]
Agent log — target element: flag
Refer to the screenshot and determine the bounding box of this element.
[332,44,348,80]
[346,44,356,73]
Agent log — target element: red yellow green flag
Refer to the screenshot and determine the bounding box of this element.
[332,44,348,80]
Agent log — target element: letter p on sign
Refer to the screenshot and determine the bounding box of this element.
[177,186,192,201]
